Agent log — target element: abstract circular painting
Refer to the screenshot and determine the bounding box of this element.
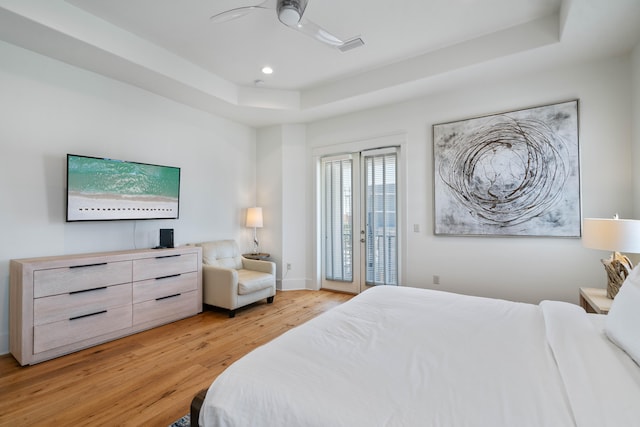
[433,100,580,236]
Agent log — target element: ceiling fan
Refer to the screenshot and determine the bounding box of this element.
[210,0,364,52]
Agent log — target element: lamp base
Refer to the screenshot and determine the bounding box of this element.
[601,251,633,299]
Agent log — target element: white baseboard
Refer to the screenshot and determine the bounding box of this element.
[278,278,312,291]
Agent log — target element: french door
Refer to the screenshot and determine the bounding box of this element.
[321,148,399,293]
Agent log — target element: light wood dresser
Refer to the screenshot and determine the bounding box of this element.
[10,246,202,365]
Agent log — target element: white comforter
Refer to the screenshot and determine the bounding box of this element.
[200,286,640,427]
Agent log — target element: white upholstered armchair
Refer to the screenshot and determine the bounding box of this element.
[194,240,276,317]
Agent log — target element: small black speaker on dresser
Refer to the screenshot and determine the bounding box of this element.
[159,228,174,248]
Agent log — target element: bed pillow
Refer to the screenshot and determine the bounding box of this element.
[605,263,640,366]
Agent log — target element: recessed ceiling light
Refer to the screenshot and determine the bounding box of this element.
[261,66,273,75]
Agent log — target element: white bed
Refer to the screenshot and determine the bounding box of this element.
[197,283,640,427]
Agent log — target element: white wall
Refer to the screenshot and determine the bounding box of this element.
[280,125,308,290]
[0,41,257,355]
[632,42,640,216]
[303,54,634,305]
[256,124,308,290]
[255,126,283,285]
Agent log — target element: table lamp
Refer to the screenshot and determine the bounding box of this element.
[582,215,640,298]
[246,207,263,254]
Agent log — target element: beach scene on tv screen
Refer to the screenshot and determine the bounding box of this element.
[67,155,180,221]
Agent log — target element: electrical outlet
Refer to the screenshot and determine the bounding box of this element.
[287,263,292,270]
[433,275,440,285]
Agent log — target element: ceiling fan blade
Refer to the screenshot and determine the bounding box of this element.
[288,17,346,47]
[210,1,271,24]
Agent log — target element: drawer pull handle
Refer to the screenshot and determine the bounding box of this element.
[155,274,181,281]
[156,293,181,301]
[70,286,107,295]
[70,310,107,321]
[155,254,180,259]
[70,262,107,269]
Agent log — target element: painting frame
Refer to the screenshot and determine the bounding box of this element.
[432,100,580,237]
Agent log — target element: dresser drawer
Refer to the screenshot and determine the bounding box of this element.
[133,272,197,303]
[34,283,132,326]
[133,253,198,281]
[33,304,132,354]
[133,290,198,325]
[34,261,131,298]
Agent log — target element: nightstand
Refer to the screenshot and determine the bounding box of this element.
[242,253,271,261]
[579,287,613,314]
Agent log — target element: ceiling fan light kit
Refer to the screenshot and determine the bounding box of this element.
[277,0,305,26]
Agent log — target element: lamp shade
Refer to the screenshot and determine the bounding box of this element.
[582,218,640,253]
[246,207,263,228]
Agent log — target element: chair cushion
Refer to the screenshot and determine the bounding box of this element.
[237,269,274,295]
[198,240,243,270]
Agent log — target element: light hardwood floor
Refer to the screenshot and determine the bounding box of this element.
[0,290,352,426]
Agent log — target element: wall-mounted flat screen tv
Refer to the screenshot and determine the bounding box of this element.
[66,154,180,221]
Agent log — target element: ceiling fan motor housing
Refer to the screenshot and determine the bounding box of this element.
[277,0,308,26]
